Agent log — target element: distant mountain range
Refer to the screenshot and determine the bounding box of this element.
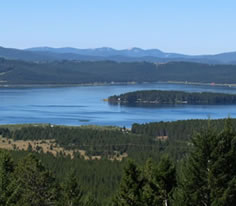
[0,46,236,64]
[27,47,187,58]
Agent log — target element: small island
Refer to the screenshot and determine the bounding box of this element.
[108,90,236,105]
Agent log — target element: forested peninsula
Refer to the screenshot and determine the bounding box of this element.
[108,90,236,105]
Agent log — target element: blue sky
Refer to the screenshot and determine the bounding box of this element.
[0,0,235,54]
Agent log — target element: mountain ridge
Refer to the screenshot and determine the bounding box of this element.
[23,47,236,64]
[0,46,235,64]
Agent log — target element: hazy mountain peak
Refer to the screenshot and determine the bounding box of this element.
[127,47,143,51]
[0,46,235,64]
[95,47,114,51]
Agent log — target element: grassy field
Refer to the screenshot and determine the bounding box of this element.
[0,134,128,161]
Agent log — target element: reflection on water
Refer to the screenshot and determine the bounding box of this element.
[0,83,236,127]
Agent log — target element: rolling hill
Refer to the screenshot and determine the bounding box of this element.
[1,58,236,85]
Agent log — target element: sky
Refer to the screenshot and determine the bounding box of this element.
[0,0,236,55]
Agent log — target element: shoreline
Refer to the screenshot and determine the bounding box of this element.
[0,82,138,88]
[165,81,236,88]
[0,81,236,88]
[0,117,235,128]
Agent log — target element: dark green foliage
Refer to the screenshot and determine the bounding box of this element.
[0,128,10,137]
[156,156,176,206]
[177,119,236,206]
[83,193,100,206]
[132,118,236,142]
[114,158,176,206]
[60,170,83,206]
[0,151,14,206]
[0,118,235,205]
[1,58,236,85]
[4,125,169,160]
[113,160,144,206]
[109,90,236,105]
[13,154,59,206]
[141,159,162,206]
[209,119,236,205]
[9,150,125,205]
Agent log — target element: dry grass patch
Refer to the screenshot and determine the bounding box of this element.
[0,137,127,161]
[155,136,168,141]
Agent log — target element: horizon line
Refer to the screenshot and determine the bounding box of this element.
[1,45,236,56]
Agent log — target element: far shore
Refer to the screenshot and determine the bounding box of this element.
[0,81,236,88]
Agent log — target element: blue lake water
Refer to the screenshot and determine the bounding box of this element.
[1,83,236,127]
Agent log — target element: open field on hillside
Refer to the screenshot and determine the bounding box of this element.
[0,136,127,161]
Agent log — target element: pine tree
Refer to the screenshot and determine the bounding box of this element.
[0,150,15,206]
[61,170,83,206]
[141,159,162,206]
[157,155,176,206]
[178,119,236,206]
[113,160,143,206]
[83,193,100,206]
[209,119,236,205]
[12,153,59,206]
[179,126,217,206]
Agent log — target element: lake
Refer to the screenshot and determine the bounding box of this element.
[1,83,236,127]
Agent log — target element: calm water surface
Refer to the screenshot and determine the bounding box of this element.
[1,83,236,127]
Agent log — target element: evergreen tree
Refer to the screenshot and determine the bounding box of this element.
[157,155,176,206]
[179,126,217,206]
[141,159,162,206]
[83,193,100,206]
[12,153,59,206]
[61,170,83,206]
[0,150,14,206]
[178,119,236,206]
[209,119,236,205]
[113,160,143,206]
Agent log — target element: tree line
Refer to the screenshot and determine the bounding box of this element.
[108,90,236,105]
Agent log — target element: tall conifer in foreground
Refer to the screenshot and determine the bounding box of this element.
[177,119,236,206]
[113,160,144,206]
[12,154,59,206]
[209,119,236,205]
[157,155,176,206]
[61,170,83,206]
[141,159,162,206]
[113,157,176,206]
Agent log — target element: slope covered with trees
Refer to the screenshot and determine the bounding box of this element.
[1,58,236,85]
[114,120,236,206]
[0,119,235,205]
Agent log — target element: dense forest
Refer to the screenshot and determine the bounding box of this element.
[1,58,236,85]
[0,118,236,205]
[108,90,236,105]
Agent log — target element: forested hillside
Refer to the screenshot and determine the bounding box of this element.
[0,118,235,205]
[0,118,236,205]
[108,90,236,105]
[1,58,236,85]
